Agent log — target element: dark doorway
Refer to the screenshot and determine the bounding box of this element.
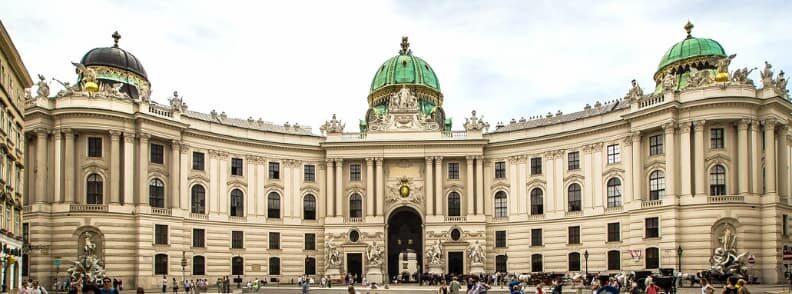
[346,253,363,283]
[448,252,464,275]
[387,206,423,281]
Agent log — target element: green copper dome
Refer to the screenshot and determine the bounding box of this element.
[657,21,726,72]
[370,37,440,93]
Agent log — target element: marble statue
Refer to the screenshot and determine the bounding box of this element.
[68,232,106,285]
[325,235,342,267]
[709,226,750,277]
[467,240,485,264]
[731,67,756,85]
[463,110,490,132]
[425,240,444,265]
[760,61,774,88]
[662,74,677,93]
[320,114,345,134]
[71,62,97,88]
[168,91,187,111]
[53,78,74,97]
[83,232,97,255]
[366,241,384,266]
[36,74,50,98]
[625,79,644,100]
[714,54,737,75]
[776,70,788,95]
[137,83,150,101]
[686,67,713,88]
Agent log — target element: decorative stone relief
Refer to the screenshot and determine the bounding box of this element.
[320,114,344,134]
[463,110,490,132]
[385,176,423,206]
[368,86,441,132]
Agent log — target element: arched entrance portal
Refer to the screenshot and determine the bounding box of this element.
[387,206,423,282]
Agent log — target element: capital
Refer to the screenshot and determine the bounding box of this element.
[693,120,705,132]
[680,123,692,134]
[326,158,335,166]
[334,158,344,164]
[171,139,181,147]
[367,157,376,165]
[466,155,476,161]
[763,119,777,131]
[425,157,433,164]
[433,156,442,162]
[631,131,641,142]
[737,119,750,130]
[34,128,49,136]
[137,132,151,140]
[622,135,633,146]
[662,121,676,133]
[109,130,122,138]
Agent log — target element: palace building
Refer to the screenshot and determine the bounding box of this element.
[22,22,792,287]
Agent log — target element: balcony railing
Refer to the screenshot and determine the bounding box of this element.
[528,214,545,220]
[565,211,583,217]
[445,216,467,222]
[229,216,247,223]
[604,206,623,213]
[190,213,208,220]
[442,130,467,139]
[641,199,663,208]
[491,216,508,223]
[707,195,745,204]
[151,208,172,216]
[70,204,108,212]
[346,217,364,224]
[639,95,664,109]
[148,103,173,118]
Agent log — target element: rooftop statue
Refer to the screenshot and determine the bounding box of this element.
[464,110,490,132]
[777,70,788,97]
[761,61,774,88]
[625,79,644,101]
[320,114,345,134]
[731,67,756,85]
[71,62,98,91]
[662,73,677,93]
[36,74,50,98]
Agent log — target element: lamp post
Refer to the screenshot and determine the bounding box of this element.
[53,257,62,289]
[583,250,589,285]
[180,251,187,284]
[676,245,683,273]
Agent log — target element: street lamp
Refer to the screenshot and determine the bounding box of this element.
[180,251,187,283]
[676,245,683,273]
[583,250,589,285]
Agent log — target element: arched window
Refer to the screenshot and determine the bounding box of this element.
[568,184,581,212]
[192,256,205,275]
[607,250,621,270]
[303,194,316,220]
[349,193,362,218]
[154,253,168,275]
[646,247,660,269]
[149,179,165,208]
[494,191,507,218]
[267,192,280,218]
[448,192,461,216]
[607,178,622,208]
[230,189,244,217]
[531,254,543,272]
[86,174,103,204]
[305,257,316,275]
[649,170,665,200]
[710,165,727,196]
[191,185,205,214]
[232,256,244,275]
[269,257,280,275]
[568,252,581,271]
[530,188,543,215]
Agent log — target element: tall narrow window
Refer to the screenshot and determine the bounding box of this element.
[303,194,316,220]
[568,252,581,271]
[531,229,543,246]
[232,256,244,275]
[150,143,164,164]
[149,179,165,208]
[267,192,281,218]
[305,233,316,250]
[607,223,620,242]
[530,188,543,215]
[530,157,542,175]
[568,184,582,212]
[568,151,580,170]
[269,232,280,249]
[230,189,244,217]
[711,128,725,149]
[607,144,620,164]
[304,165,316,182]
[154,224,168,245]
[192,152,205,171]
[645,217,660,238]
[448,192,461,216]
[531,254,543,272]
[192,256,205,275]
[495,161,506,178]
[495,231,506,248]
[87,137,102,157]
[349,193,363,218]
[646,247,660,269]
[231,158,243,176]
[710,165,727,196]
[349,164,361,181]
[496,255,507,273]
[192,229,205,248]
[607,178,622,208]
[86,174,103,204]
[494,191,507,218]
[154,254,168,275]
[568,226,580,244]
[231,231,244,249]
[607,250,621,270]
[447,162,460,180]
[191,185,206,214]
[269,162,280,179]
[649,134,664,155]
[305,257,316,275]
[648,170,665,200]
[268,257,280,275]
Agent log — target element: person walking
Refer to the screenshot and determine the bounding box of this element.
[736,279,750,294]
[162,276,168,294]
[701,278,714,294]
[100,278,119,294]
[302,278,310,294]
[449,277,462,294]
[437,280,448,294]
[172,277,179,294]
[722,278,738,294]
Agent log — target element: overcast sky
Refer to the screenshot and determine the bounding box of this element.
[2,1,791,132]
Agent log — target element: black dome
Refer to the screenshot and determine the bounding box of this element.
[80,45,148,80]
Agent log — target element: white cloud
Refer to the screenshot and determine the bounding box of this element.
[2,0,790,131]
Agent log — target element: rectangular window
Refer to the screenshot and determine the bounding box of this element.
[531,229,542,246]
[192,229,205,248]
[495,255,507,273]
[711,128,725,149]
[530,157,542,175]
[154,224,168,245]
[350,164,362,181]
[192,152,205,171]
[785,215,789,236]
[447,162,460,180]
[495,161,506,179]
[649,134,664,155]
[646,248,660,269]
[231,231,244,249]
[304,165,316,182]
[22,223,29,244]
[607,222,621,242]
[645,217,660,238]
[269,232,280,249]
[607,250,621,271]
[269,162,280,179]
[305,233,316,250]
[305,258,316,275]
[607,144,620,164]
[495,231,506,248]
[568,151,580,170]
[230,158,243,176]
[568,226,580,245]
[87,137,102,157]
[150,143,164,164]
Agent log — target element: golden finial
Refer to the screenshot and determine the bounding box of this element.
[684,20,694,38]
[112,31,121,47]
[399,36,411,55]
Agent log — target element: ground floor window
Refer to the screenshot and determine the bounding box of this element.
[607,250,621,270]
[568,252,581,272]
[193,256,205,275]
[646,247,659,269]
[305,257,316,275]
[531,254,543,272]
[154,254,168,275]
[495,255,507,272]
[269,257,280,275]
[232,256,244,275]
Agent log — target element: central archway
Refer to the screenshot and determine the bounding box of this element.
[387,206,423,282]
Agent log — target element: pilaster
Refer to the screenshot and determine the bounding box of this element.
[64,128,75,204]
[34,128,47,204]
[326,159,335,217]
[631,133,642,202]
[466,155,475,216]
[679,123,692,196]
[663,121,677,197]
[375,157,384,217]
[52,129,63,203]
[334,158,343,217]
[475,155,484,215]
[424,157,433,216]
[433,156,443,217]
[765,119,777,195]
[109,130,122,204]
[137,132,151,205]
[737,119,750,195]
[693,120,705,196]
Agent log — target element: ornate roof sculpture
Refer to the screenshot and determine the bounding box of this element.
[653,21,729,93]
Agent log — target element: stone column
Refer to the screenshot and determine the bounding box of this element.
[424,157,433,215]
[679,123,692,196]
[109,130,121,204]
[334,158,343,217]
[663,122,677,197]
[623,135,634,203]
[508,157,518,215]
[476,156,485,215]
[53,130,62,203]
[376,157,384,216]
[765,119,777,194]
[751,121,761,194]
[64,129,75,203]
[434,157,443,216]
[34,129,47,204]
[693,121,705,196]
[292,160,302,217]
[138,133,150,205]
[778,130,789,197]
[326,159,335,216]
[246,157,257,216]
[631,133,642,201]
[466,156,475,216]
[737,120,750,195]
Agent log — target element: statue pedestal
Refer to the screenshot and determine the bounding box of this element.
[469,262,484,275]
[366,266,384,284]
[428,263,444,275]
[326,265,342,281]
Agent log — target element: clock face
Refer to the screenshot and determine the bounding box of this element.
[399,185,410,198]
